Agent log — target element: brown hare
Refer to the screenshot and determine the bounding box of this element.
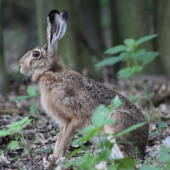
[19,9,148,165]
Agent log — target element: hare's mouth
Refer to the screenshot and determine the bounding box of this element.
[19,65,32,77]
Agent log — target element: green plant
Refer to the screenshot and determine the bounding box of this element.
[139,146,170,170]
[0,116,32,155]
[150,122,167,136]
[0,86,40,157]
[95,34,159,112]
[10,86,40,117]
[64,96,146,170]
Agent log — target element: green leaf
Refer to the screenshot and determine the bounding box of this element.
[100,149,111,159]
[104,45,126,55]
[142,52,159,66]
[66,148,83,160]
[118,66,143,80]
[124,39,136,47]
[95,56,122,67]
[139,164,161,170]
[91,105,109,127]
[42,148,53,153]
[136,34,158,47]
[30,102,37,116]
[115,122,147,138]
[0,150,4,155]
[95,52,129,67]
[27,86,36,95]
[148,92,155,97]
[118,67,132,80]
[131,49,145,59]
[158,122,166,130]
[132,66,143,73]
[0,129,11,137]
[149,129,159,136]
[8,141,19,151]
[10,96,30,101]
[128,95,137,101]
[78,125,96,134]
[116,157,135,170]
[109,96,122,111]
[99,138,113,150]
[157,146,170,163]
[10,116,30,128]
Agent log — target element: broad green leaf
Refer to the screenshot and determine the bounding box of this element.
[95,52,129,67]
[30,102,37,116]
[109,96,122,111]
[118,66,143,80]
[42,148,53,153]
[78,125,96,134]
[115,122,147,138]
[10,93,40,102]
[116,157,135,170]
[0,150,4,155]
[99,138,113,150]
[140,165,161,170]
[10,96,30,101]
[136,34,158,47]
[64,161,77,169]
[158,122,166,130]
[79,152,96,169]
[73,126,102,145]
[100,149,111,159]
[124,39,136,47]
[21,119,32,129]
[65,148,83,160]
[91,105,109,127]
[27,86,36,95]
[101,118,114,126]
[104,45,126,55]
[118,67,132,80]
[131,49,145,59]
[157,146,170,163]
[8,141,19,150]
[148,92,155,97]
[149,129,159,136]
[10,116,30,128]
[128,95,137,101]
[142,52,159,66]
[95,56,122,67]
[0,129,12,137]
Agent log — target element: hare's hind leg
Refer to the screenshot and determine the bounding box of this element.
[51,120,77,164]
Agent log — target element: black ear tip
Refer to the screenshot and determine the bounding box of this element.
[60,10,68,20]
[48,9,60,17]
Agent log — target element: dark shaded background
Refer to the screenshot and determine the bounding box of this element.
[0,0,170,95]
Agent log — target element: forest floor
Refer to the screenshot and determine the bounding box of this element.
[0,75,170,170]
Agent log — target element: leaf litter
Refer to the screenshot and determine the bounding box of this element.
[0,76,170,170]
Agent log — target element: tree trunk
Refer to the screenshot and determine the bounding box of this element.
[75,0,105,58]
[110,0,163,74]
[156,0,170,77]
[35,0,49,46]
[0,0,9,95]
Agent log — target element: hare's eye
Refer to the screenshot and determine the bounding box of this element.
[33,51,40,58]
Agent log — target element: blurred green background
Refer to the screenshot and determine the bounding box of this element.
[0,0,170,95]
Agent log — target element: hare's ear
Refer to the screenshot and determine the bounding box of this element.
[47,10,68,52]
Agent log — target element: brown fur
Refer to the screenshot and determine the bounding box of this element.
[18,9,148,165]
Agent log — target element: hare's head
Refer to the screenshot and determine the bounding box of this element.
[19,10,68,79]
